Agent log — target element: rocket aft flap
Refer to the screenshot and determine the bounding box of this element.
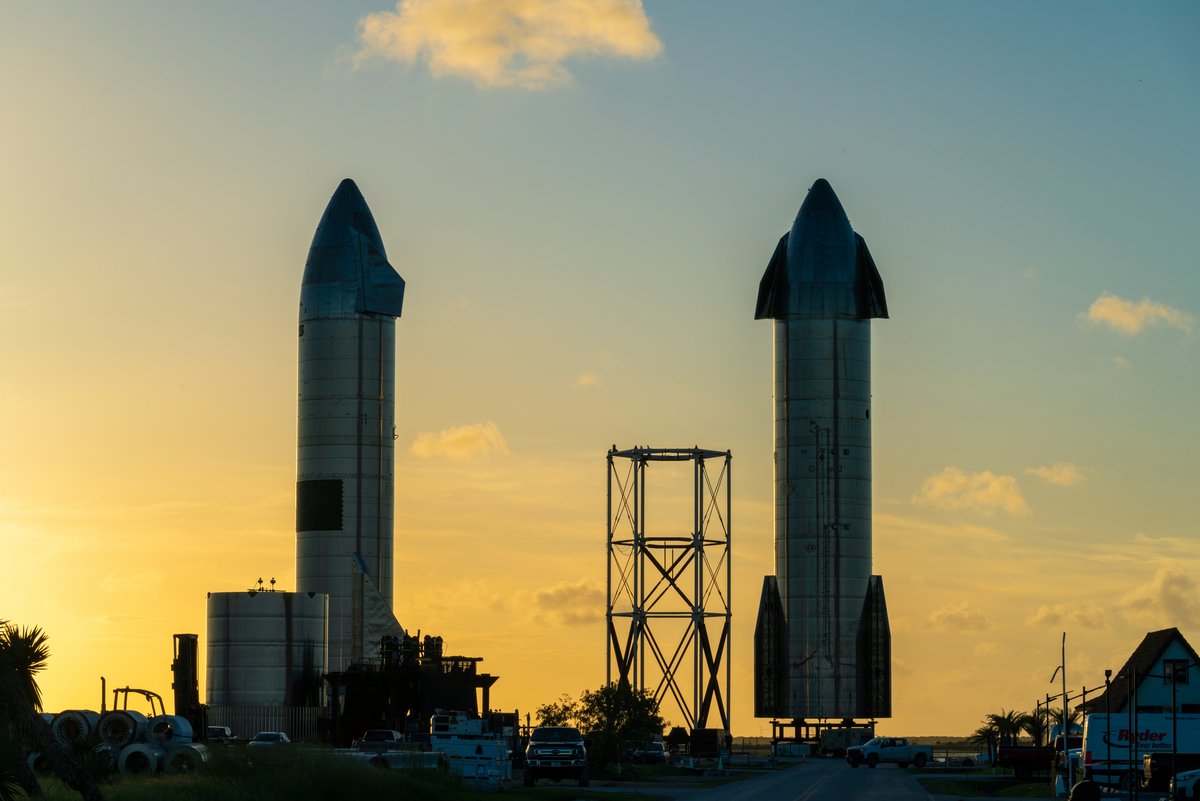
[754,574,891,718]
[753,179,891,720]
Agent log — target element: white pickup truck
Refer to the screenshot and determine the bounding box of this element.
[353,729,405,753]
[846,737,932,769]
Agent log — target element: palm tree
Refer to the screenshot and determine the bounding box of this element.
[969,720,999,765]
[987,709,1026,748]
[1020,708,1050,747]
[0,620,104,801]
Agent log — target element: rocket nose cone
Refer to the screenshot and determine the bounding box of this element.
[757,178,887,320]
[790,177,853,245]
[329,178,364,208]
[306,179,387,270]
[301,179,405,319]
[797,178,848,221]
[317,179,374,239]
[783,177,857,299]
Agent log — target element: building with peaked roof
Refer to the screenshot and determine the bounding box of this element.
[1081,628,1200,715]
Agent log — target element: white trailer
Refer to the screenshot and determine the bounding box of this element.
[1082,712,1200,790]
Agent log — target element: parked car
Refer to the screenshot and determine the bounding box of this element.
[631,742,668,764]
[247,731,291,747]
[1172,767,1200,799]
[1147,752,1200,792]
[205,725,237,744]
[524,726,588,786]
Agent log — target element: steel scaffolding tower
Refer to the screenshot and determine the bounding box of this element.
[606,446,732,733]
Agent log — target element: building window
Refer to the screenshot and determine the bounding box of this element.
[1164,659,1190,685]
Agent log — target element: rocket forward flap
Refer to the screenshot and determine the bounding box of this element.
[754,575,788,718]
[753,233,790,320]
[358,235,405,316]
[855,575,892,718]
[853,234,888,319]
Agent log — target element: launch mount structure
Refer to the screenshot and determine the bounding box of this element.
[606,446,731,733]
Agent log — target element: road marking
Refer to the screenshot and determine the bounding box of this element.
[791,770,836,801]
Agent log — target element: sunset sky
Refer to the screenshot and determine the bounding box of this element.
[2,1,1198,736]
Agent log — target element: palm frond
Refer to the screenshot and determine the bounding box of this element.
[0,624,50,712]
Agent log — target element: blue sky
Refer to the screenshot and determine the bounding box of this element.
[2,1,1198,734]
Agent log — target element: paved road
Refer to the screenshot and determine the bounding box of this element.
[607,759,934,800]
[592,761,1181,800]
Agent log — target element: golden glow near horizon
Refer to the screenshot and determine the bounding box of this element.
[3,1,1199,735]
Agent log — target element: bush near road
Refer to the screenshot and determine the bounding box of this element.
[30,747,662,801]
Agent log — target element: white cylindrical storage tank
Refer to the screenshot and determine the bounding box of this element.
[206,590,328,706]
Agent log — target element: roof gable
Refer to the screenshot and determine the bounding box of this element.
[1080,628,1200,713]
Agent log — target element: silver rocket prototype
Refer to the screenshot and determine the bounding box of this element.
[753,178,891,721]
[296,179,407,669]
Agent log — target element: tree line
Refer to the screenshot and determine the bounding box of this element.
[535,682,665,771]
[970,707,1082,762]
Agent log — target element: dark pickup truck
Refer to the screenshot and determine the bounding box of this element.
[996,746,1054,778]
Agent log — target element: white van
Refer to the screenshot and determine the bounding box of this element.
[1082,712,1200,790]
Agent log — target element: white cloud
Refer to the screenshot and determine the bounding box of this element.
[875,511,1009,544]
[1081,292,1194,335]
[1133,532,1200,553]
[1120,569,1200,628]
[410,421,509,459]
[1026,602,1105,629]
[929,601,990,631]
[530,579,605,626]
[574,371,601,388]
[354,0,662,90]
[1026,462,1084,487]
[913,467,1030,516]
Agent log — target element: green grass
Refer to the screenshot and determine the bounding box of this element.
[918,777,1055,798]
[696,768,775,789]
[27,748,662,801]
